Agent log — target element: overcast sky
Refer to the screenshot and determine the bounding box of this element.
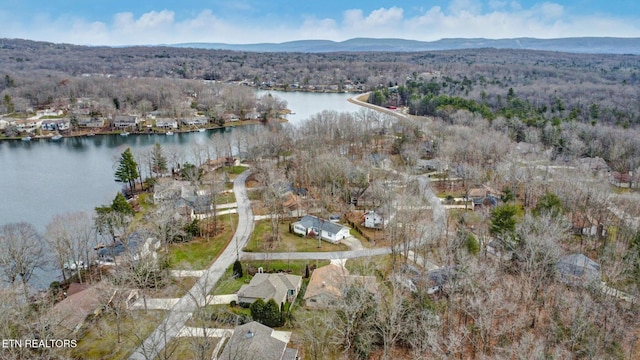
[1,0,638,46]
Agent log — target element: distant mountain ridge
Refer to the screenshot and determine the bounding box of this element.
[172,37,640,54]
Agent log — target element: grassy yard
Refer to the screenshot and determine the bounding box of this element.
[345,254,393,278]
[215,191,236,205]
[243,220,349,252]
[185,304,252,328]
[69,310,166,360]
[223,165,247,176]
[145,276,198,298]
[164,337,221,360]
[246,188,262,201]
[168,214,238,270]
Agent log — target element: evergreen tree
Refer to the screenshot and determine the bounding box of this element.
[111,192,134,216]
[533,191,563,218]
[489,204,518,239]
[115,148,139,194]
[250,298,285,327]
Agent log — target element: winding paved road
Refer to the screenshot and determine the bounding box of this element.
[129,170,254,360]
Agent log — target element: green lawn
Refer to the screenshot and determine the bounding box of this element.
[145,276,198,298]
[244,220,349,252]
[223,166,247,175]
[132,192,153,223]
[70,310,166,360]
[215,192,236,205]
[164,337,221,360]
[345,254,392,278]
[185,304,252,328]
[168,214,238,270]
[246,189,263,201]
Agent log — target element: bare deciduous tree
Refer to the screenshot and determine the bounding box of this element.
[0,222,46,299]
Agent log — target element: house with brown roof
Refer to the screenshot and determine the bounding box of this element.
[48,282,107,334]
[237,273,302,306]
[303,264,378,309]
[215,321,297,360]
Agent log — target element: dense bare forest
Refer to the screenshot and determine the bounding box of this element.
[2,38,640,359]
[1,38,639,128]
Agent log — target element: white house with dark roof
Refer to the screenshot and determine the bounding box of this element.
[41,118,70,132]
[292,215,351,243]
[155,119,178,129]
[237,273,302,306]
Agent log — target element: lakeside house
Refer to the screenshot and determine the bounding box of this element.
[13,119,42,133]
[182,117,208,126]
[41,118,70,132]
[155,119,178,129]
[48,282,107,334]
[112,115,139,129]
[77,117,106,128]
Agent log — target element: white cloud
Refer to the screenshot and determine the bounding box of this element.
[343,7,404,31]
[535,2,564,19]
[2,2,639,45]
[448,0,482,15]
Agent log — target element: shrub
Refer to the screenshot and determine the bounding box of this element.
[233,260,243,278]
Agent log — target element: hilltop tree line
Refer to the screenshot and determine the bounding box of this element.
[1,38,640,129]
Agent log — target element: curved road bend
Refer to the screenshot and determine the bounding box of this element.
[129,170,254,360]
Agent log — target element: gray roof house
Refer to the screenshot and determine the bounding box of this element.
[215,321,298,360]
[556,253,601,286]
[292,215,351,243]
[112,115,139,129]
[237,273,302,306]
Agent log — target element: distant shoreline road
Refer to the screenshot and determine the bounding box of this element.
[348,92,413,120]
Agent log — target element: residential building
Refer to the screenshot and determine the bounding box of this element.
[216,321,298,360]
[363,209,387,229]
[13,119,41,133]
[155,119,178,129]
[182,117,208,126]
[556,253,600,287]
[36,109,63,117]
[41,118,70,132]
[304,264,378,309]
[112,115,139,129]
[237,273,302,306]
[292,215,351,243]
[77,117,106,128]
[48,282,106,334]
